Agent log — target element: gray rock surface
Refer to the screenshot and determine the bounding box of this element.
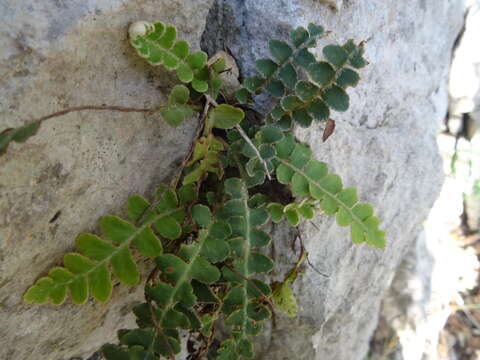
[0,0,466,360]
[0,1,212,359]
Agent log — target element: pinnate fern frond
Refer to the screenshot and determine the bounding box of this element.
[228,125,384,247]
[129,21,209,93]
[24,187,186,305]
[266,38,368,128]
[235,22,368,130]
[235,23,327,103]
[102,203,234,359]
[274,134,385,248]
[217,178,274,359]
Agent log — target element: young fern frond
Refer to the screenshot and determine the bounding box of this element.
[129,21,209,93]
[183,105,245,185]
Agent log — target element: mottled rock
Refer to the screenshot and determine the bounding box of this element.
[0,1,212,359]
[0,0,467,360]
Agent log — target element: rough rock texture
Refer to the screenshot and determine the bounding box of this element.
[375,204,477,360]
[368,3,480,359]
[449,0,480,232]
[0,1,466,360]
[0,1,212,359]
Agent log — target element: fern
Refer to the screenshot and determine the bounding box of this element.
[102,210,227,358]
[273,135,385,248]
[236,23,367,130]
[235,23,327,103]
[129,21,209,93]
[217,178,273,358]
[0,123,40,155]
[266,38,366,127]
[12,17,387,360]
[24,186,187,305]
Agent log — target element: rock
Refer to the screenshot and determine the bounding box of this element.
[372,133,479,360]
[0,1,212,360]
[0,1,467,360]
[449,0,480,232]
[207,51,241,101]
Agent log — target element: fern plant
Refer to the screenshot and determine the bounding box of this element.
[4,19,385,359]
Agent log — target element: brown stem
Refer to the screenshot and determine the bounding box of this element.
[295,229,329,278]
[146,299,176,360]
[147,266,160,286]
[35,104,164,124]
[1,128,13,135]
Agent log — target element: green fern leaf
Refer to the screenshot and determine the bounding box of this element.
[129,21,209,92]
[236,23,328,103]
[159,85,195,127]
[263,38,367,128]
[23,188,187,305]
[210,104,245,130]
[0,122,41,155]
[273,135,386,248]
[216,178,273,359]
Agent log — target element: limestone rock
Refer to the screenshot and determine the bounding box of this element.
[0,1,212,359]
[0,0,467,360]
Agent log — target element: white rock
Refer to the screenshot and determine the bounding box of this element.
[0,0,467,359]
[0,1,213,359]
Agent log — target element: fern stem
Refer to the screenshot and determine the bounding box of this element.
[205,89,271,180]
[35,104,166,124]
[235,124,272,180]
[240,189,251,340]
[155,229,211,340]
[44,207,180,295]
[224,264,274,308]
[146,299,176,360]
[277,157,372,236]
